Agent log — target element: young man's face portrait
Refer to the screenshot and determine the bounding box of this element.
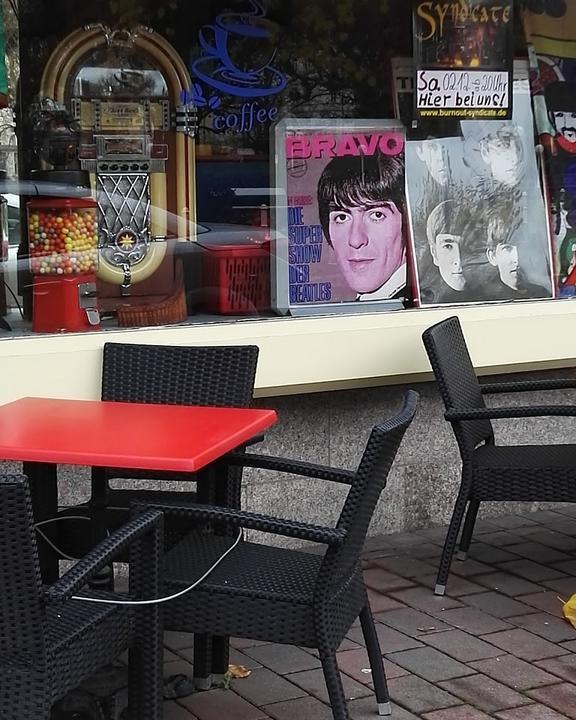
[430,233,466,291]
[328,200,404,294]
[552,110,576,144]
[480,129,523,186]
[487,241,519,289]
[416,141,450,186]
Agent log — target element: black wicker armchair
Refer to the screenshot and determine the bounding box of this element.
[0,474,163,720]
[422,315,576,595]
[138,390,418,720]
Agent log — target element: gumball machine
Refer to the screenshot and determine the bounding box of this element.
[27,195,100,332]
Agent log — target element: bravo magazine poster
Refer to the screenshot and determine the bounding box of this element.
[272,120,409,315]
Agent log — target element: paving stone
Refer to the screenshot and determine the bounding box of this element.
[487,516,538,530]
[164,701,197,719]
[416,526,453,542]
[450,559,496,578]
[388,674,462,714]
[366,588,406,613]
[231,667,307,706]
[519,591,566,617]
[419,574,487,597]
[349,697,420,719]
[464,592,535,618]
[164,631,195,651]
[550,559,576,576]
[388,586,464,613]
[495,704,573,720]
[467,543,522,564]
[422,629,502,662]
[422,706,494,719]
[432,607,512,635]
[347,621,423,653]
[369,555,438,578]
[506,612,576,643]
[536,653,576,683]
[262,696,332,720]
[470,654,559,690]
[242,644,321,675]
[375,607,453,637]
[405,544,444,560]
[527,682,576,719]
[514,528,576,552]
[497,559,567,583]
[481,628,568,661]
[438,674,532,713]
[473,532,524,547]
[285,667,371,704]
[541,576,576,596]
[179,688,269,720]
[362,566,415,593]
[231,638,273,650]
[473,572,543,597]
[336,648,410,686]
[386,647,475,682]
[503,543,571,564]
[559,640,576,653]
[387,531,431,547]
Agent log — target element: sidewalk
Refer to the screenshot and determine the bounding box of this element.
[161,505,576,720]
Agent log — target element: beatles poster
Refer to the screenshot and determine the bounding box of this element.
[413,0,514,121]
[271,120,408,316]
[523,2,576,298]
[406,66,554,306]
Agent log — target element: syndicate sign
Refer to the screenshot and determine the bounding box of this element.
[413,0,514,121]
[272,120,408,316]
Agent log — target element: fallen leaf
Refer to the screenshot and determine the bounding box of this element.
[227,664,252,679]
[561,594,576,629]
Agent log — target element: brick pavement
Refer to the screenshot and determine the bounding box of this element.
[159,506,576,720]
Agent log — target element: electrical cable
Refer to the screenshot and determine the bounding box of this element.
[4,279,24,319]
[72,528,244,606]
[34,515,108,561]
[34,514,244,606]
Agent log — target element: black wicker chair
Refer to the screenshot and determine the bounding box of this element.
[0,474,163,720]
[139,390,418,720]
[422,315,576,596]
[90,342,260,544]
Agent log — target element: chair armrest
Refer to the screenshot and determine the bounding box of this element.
[445,404,576,422]
[224,451,355,485]
[480,378,576,394]
[43,509,163,603]
[134,501,347,546]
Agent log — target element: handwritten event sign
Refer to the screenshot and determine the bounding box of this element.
[416,69,510,118]
[413,0,513,121]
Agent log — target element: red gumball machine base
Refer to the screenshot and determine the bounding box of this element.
[32,273,100,333]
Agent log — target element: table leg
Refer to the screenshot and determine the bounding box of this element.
[193,460,235,687]
[24,461,59,584]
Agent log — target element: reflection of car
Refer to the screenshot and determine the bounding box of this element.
[2,185,274,315]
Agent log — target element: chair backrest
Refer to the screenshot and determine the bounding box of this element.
[317,390,418,600]
[422,316,493,457]
[0,475,45,665]
[101,343,259,408]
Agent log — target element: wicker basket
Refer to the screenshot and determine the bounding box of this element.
[117,262,188,328]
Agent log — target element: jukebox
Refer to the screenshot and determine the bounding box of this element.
[35,24,197,326]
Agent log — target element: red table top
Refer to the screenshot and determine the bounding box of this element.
[0,397,277,472]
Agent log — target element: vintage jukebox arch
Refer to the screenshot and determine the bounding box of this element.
[39,24,196,314]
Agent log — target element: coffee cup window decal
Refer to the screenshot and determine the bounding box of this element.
[191,0,287,99]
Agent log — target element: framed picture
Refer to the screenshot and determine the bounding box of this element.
[271,119,409,316]
[406,66,555,307]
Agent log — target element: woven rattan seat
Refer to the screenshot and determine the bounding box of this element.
[141,390,418,720]
[423,316,576,596]
[0,474,163,720]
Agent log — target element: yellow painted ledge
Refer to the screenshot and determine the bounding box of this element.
[0,300,575,403]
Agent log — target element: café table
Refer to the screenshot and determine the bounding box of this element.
[0,396,278,581]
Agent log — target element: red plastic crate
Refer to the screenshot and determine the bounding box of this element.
[201,242,271,315]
